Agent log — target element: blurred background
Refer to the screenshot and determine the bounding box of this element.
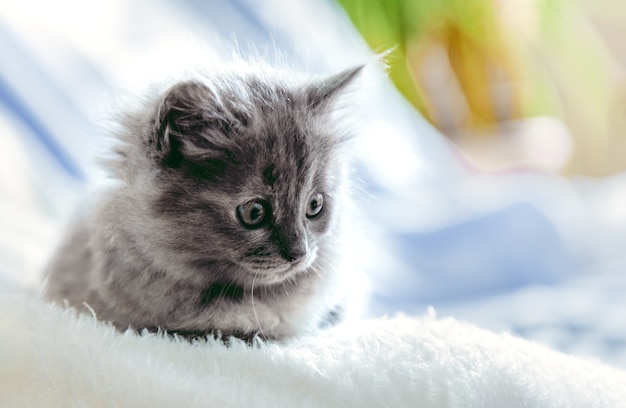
[1,0,626,368]
[339,0,626,176]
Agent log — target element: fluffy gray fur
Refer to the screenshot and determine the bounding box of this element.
[43,63,362,340]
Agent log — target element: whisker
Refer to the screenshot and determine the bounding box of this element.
[251,270,265,339]
[218,279,230,299]
[309,264,327,284]
[220,278,237,301]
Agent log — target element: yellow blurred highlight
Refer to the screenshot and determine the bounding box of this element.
[337,0,626,176]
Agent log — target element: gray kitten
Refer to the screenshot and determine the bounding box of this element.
[43,63,362,340]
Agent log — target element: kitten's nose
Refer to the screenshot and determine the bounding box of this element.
[283,249,306,264]
[272,225,307,263]
[279,240,307,263]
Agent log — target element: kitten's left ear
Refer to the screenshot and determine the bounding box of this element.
[150,80,237,170]
[306,65,364,109]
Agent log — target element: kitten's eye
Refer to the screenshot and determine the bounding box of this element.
[236,199,270,229]
[306,193,324,219]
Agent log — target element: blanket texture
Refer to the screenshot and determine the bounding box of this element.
[1,292,625,408]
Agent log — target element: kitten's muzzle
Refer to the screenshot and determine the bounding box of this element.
[271,224,308,264]
[283,249,306,264]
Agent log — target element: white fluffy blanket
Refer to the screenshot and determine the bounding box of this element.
[2,292,625,408]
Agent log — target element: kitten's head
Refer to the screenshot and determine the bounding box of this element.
[121,66,362,288]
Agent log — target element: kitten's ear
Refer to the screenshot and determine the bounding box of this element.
[151,81,220,165]
[306,65,364,109]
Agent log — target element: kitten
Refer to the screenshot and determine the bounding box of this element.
[43,62,363,340]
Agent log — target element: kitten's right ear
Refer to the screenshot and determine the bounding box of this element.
[306,65,364,110]
[151,81,218,166]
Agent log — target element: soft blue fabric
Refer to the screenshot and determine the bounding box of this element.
[373,203,571,307]
[0,22,91,182]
